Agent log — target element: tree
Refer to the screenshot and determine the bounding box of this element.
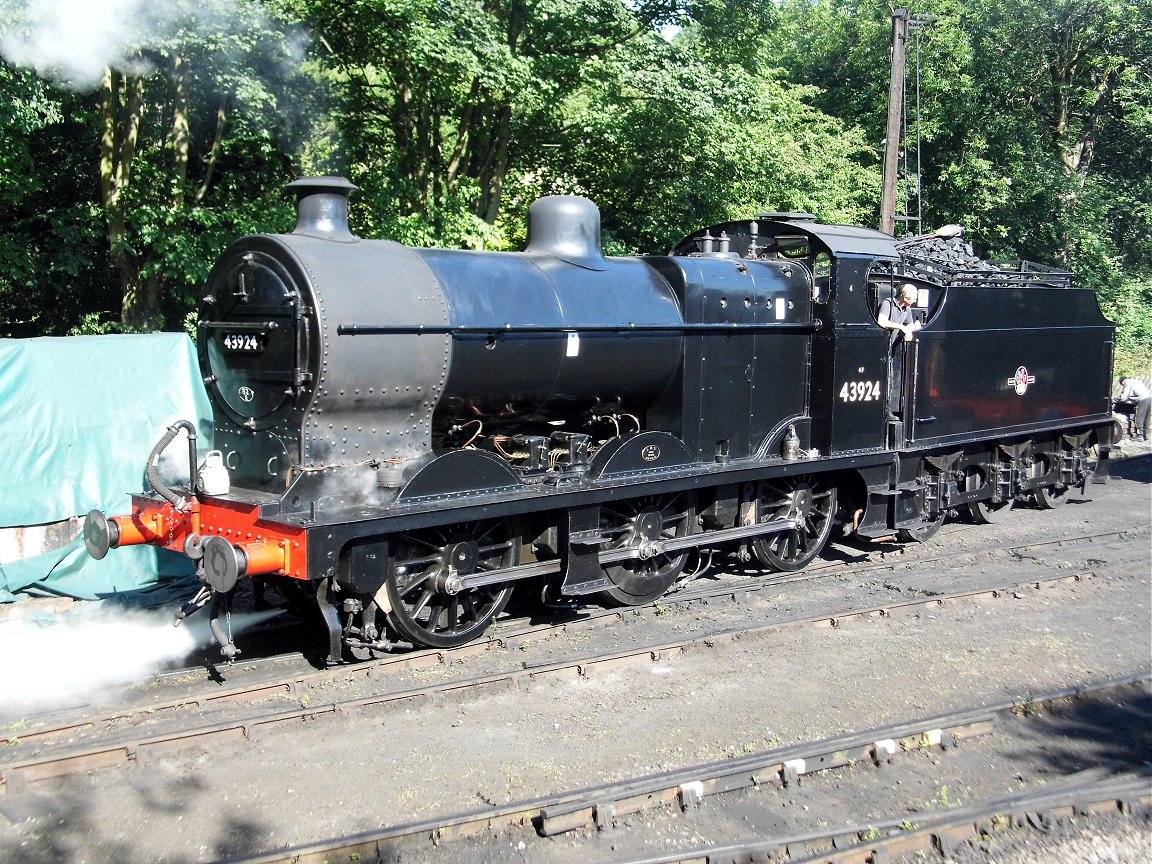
[283,0,687,246]
[0,63,114,337]
[966,1,1151,259]
[96,3,312,328]
[1,0,313,332]
[766,0,1151,358]
[524,30,877,253]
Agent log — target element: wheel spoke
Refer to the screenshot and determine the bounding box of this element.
[385,520,517,648]
[395,569,435,598]
[477,539,514,557]
[402,534,447,554]
[461,592,477,623]
[601,503,637,523]
[409,587,435,621]
[753,478,837,573]
[395,553,441,569]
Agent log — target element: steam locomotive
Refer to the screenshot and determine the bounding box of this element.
[83,177,1116,661]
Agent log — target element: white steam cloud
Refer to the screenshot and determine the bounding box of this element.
[0,602,279,717]
[0,0,292,90]
[2,0,173,88]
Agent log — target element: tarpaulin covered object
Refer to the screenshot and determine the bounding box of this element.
[0,334,212,602]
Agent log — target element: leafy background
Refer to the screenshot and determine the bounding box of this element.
[0,0,1148,373]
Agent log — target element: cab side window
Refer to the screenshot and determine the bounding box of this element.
[812,253,831,303]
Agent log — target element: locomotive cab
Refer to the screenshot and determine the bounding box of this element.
[672,217,903,457]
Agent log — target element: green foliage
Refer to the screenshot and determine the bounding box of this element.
[68,312,149,336]
[768,0,1152,353]
[1,0,315,333]
[0,64,113,336]
[0,0,1146,352]
[511,24,876,253]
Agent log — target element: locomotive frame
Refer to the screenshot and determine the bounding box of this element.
[84,178,1115,662]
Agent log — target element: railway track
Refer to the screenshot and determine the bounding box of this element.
[2,523,1146,750]
[4,521,1145,745]
[202,675,1152,864]
[1,475,1147,864]
[1,540,1145,799]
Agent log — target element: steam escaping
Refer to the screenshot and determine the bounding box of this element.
[0,0,298,91]
[2,0,176,88]
[0,602,280,717]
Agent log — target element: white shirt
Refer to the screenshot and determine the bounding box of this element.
[1120,378,1151,402]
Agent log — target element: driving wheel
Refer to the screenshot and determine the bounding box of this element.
[597,493,695,606]
[384,520,517,648]
[753,477,837,572]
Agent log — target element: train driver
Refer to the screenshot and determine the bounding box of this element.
[879,283,922,421]
[878,283,922,341]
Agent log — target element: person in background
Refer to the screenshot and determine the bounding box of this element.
[1117,376,1151,441]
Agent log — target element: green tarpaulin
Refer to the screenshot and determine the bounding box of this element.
[0,334,212,603]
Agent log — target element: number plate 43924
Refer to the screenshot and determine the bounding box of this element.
[222,332,266,353]
[839,380,881,402]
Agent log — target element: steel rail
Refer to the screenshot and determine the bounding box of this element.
[621,769,1152,864]
[2,524,1146,752]
[203,675,1151,864]
[0,568,1142,797]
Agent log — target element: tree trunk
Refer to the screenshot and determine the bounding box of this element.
[1045,9,1123,262]
[99,67,157,330]
[482,105,512,225]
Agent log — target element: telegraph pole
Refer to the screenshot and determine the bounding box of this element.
[880,7,911,236]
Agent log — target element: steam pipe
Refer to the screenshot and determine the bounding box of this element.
[146,420,198,510]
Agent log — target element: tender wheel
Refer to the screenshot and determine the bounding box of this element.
[1030,450,1070,509]
[598,493,695,606]
[753,477,837,572]
[1034,483,1070,508]
[961,462,1014,524]
[1111,418,1126,446]
[384,520,517,648]
[898,511,945,543]
[965,497,1014,523]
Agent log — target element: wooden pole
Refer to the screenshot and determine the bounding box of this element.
[880,8,910,236]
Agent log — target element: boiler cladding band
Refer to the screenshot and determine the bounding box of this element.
[336,321,823,336]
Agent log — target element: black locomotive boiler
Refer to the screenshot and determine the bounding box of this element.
[83,177,1116,661]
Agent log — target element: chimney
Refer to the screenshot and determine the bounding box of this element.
[286,176,358,242]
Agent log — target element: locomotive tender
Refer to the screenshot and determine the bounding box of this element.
[83,177,1116,661]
